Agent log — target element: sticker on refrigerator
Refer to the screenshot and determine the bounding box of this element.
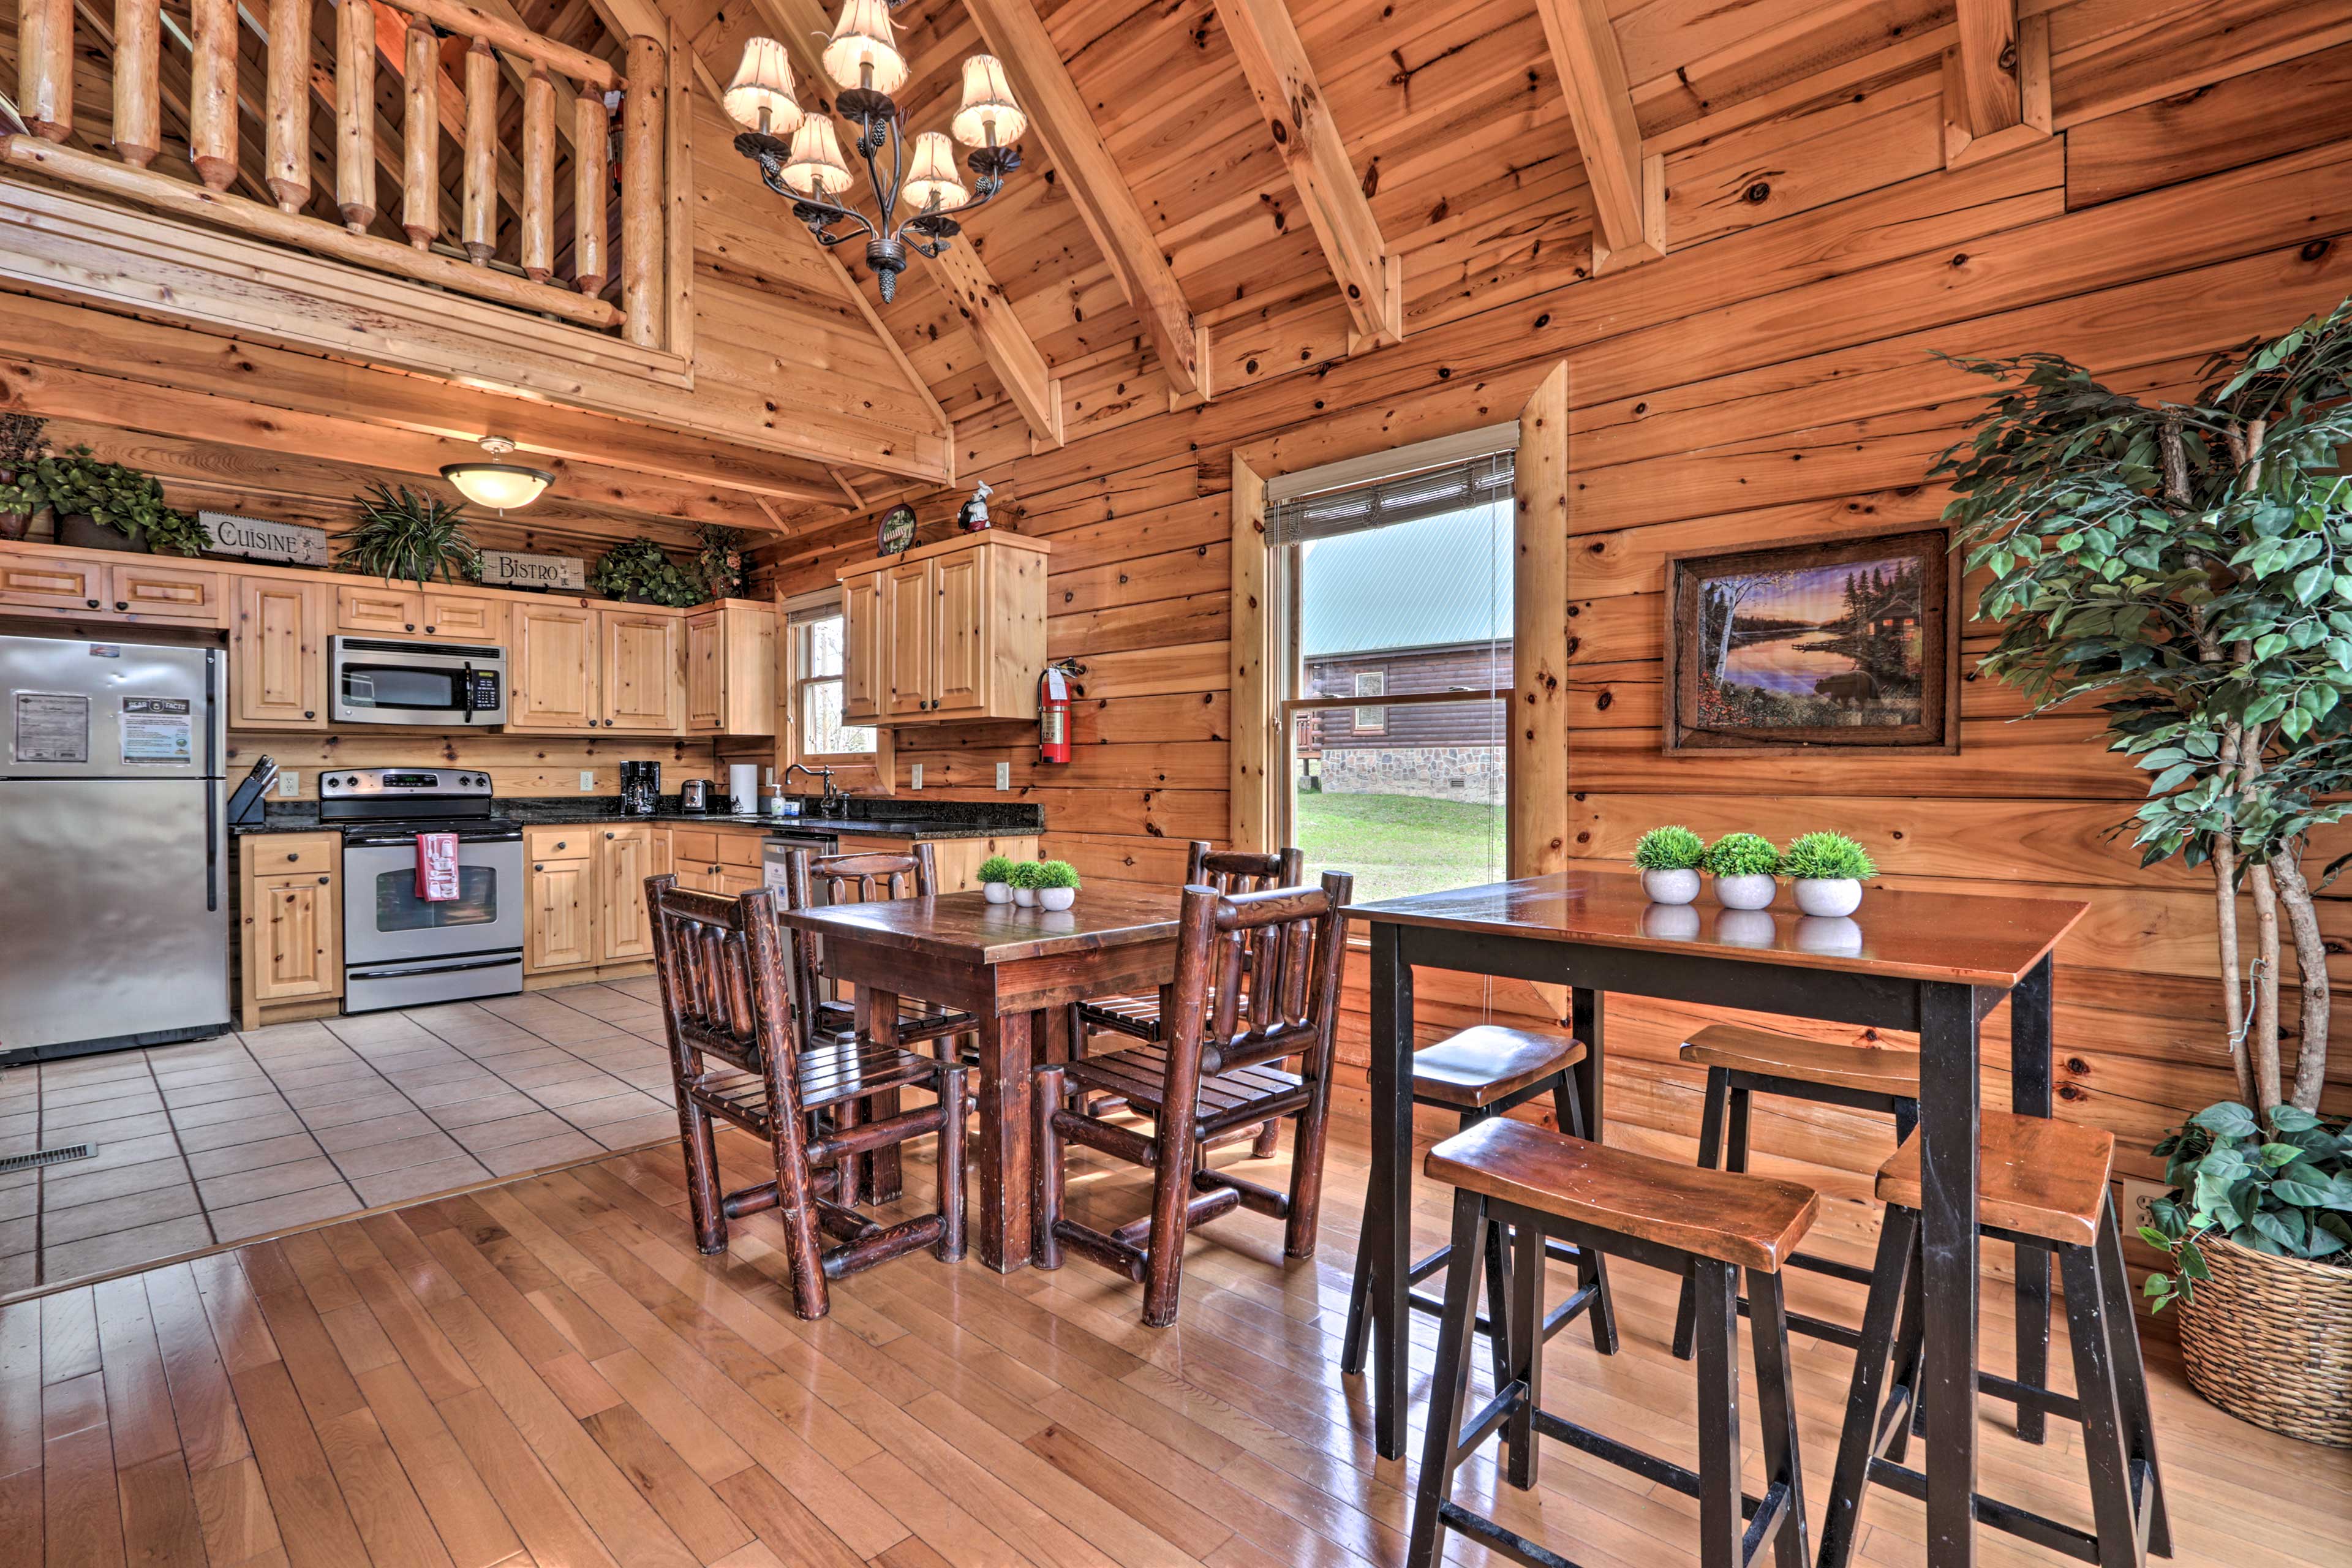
[120,696,194,763]
[13,692,90,763]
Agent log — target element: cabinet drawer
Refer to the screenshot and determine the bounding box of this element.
[716,831,764,869]
[669,828,719,868]
[0,552,104,612]
[250,834,337,875]
[422,592,505,643]
[337,583,424,635]
[112,564,224,623]
[526,826,593,863]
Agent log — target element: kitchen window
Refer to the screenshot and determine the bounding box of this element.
[786,599,876,766]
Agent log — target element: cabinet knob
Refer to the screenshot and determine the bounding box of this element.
[424,626,435,634]
[317,875,329,886]
[285,852,298,862]
[606,831,614,839]
[554,841,566,850]
[85,598,98,609]
[405,624,415,632]
[303,710,314,720]
[533,863,543,872]
[115,601,128,611]
[604,718,614,727]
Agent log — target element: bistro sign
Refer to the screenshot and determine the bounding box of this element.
[198,511,330,567]
[478,549,586,592]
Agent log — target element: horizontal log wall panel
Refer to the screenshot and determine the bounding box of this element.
[224,733,719,799]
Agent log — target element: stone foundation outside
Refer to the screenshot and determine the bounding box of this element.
[1310,745,1505,802]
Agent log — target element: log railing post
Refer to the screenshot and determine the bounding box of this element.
[334,0,377,230]
[112,0,161,167]
[573,88,609,298]
[401,16,440,247]
[462,36,498,263]
[620,34,665,347]
[189,0,238,189]
[17,0,73,143]
[521,65,556,282]
[265,0,311,211]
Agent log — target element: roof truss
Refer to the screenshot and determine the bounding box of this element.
[1535,0,1662,273]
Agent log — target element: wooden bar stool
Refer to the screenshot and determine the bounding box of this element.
[1818,1111,2171,1568]
[1339,1025,1617,1393]
[1670,1023,1920,1358]
[1406,1117,1819,1568]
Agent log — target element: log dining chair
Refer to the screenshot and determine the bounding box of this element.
[1035,870,1352,1325]
[648,873,967,1320]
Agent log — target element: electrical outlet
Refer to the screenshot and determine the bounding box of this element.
[911,764,923,790]
[579,771,595,791]
[2117,1176,2169,1233]
[277,770,298,797]
[995,761,1010,791]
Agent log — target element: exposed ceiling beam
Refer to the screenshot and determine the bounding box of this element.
[1943,8,2050,168]
[962,0,1204,397]
[1953,0,2024,138]
[1534,0,1662,272]
[1211,0,1399,349]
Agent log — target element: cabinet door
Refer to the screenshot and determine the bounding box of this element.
[604,611,682,733]
[250,872,339,1001]
[931,548,988,718]
[422,592,505,643]
[884,559,933,720]
[599,825,666,962]
[510,603,600,731]
[337,583,423,635]
[684,609,725,732]
[233,578,327,728]
[526,858,595,973]
[0,552,105,613]
[840,573,885,725]
[111,563,224,624]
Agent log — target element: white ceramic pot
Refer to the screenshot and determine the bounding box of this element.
[1039,886,1076,911]
[1639,903,1701,941]
[1640,867,1702,905]
[1713,873,1777,910]
[1714,908,1777,948]
[1011,886,1037,907]
[982,881,1012,905]
[1795,878,1863,917]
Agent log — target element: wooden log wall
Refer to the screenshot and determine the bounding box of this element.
[766,17,2352,1224]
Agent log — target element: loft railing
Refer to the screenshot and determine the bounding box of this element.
[7,0,670,346]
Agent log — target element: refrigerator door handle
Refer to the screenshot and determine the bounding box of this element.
[205,650,220,913]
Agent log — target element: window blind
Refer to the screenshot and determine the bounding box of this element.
[1264,450,1514,548]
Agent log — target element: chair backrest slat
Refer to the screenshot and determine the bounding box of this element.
[771,843,939,1036]
[646,876,807,1126]
[1166,870,1353,1079]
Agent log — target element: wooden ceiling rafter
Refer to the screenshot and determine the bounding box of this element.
[1535,0,1661,274]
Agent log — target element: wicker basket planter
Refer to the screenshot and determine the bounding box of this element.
[2176,1235,2352,1447]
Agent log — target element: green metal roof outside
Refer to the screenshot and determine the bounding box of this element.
[1300,508,1513,658]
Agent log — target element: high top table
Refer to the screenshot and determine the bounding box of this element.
[1348,872,2086,1568]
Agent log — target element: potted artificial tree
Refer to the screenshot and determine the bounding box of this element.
[1937,300,2352,1442]
[1782,832,1876,916]
[978,854,1017,904]
[1633,825,1706,905]
[341,482,478,586]
[1703,832,1780,910]
[0,415,47,541]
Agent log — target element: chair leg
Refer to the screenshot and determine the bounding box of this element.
[675,1093,728,1254]
[1340,1201,1376,1376]
[1250,1118,1281,1158]
[1033,1065,1066,1270]
[1691,1256,1744,1568]
[1553,1071,1618,1354]
[2060,1237,2144,1568]
[1673,1065,1731,1360]
[1404,1189,1487,1568]
[1140,1102,1202,1327]
[2094,1197,2170,1558]
[933,1066,967,1262]
[1746,1270,1809,1568]
[1816,1205,1917,1568]
[1284,1051,1338,1262]
[1504,1213,1544,1490]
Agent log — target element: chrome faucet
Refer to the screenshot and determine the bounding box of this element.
[784,763,841,815]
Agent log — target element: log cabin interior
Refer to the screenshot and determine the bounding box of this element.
[1,0,2349,1565]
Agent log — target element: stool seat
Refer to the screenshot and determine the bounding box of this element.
[1681,1023,1920,1095]
[1412,1026,1587,1109]
[1426,1117,1818,1271]
[1877,1110,2114,1246]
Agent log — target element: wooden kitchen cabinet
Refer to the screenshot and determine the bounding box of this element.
[598,824,669,962]
[603,609,684,733]
[685,600,776,735]
[838,532,1048,725]
[337,582,421,635]
[0,552,224,625]
[232,576,328,728]
[0,551,104,613]
[508,600,601,732]
[422,590,504,642]
[112,562,225,622]
[524,827,595,974]
[239,831,341,1027]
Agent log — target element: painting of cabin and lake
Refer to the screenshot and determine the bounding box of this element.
[1664,527,1958,754]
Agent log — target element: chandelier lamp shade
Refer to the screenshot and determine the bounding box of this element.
[441,438,554,513]
[725,2,1025,302]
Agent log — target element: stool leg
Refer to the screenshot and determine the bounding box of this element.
[1505,1215,1545,1490]
[1817,1205,1918,1568]
[1340,1166,1376,1375]
[2094,1197,2169,1558]
[2060,1236,2143,1568]
[1672,1065,1732,1361]
[1480,1200,1514,1399]
[1404,1189,1488,1568]
[1746,1270,1809,1568]
[1692,1257,1743,1568]
[1553,1072,1618,1355]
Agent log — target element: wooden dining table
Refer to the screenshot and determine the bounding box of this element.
[1348,871,2086,1568]
[775,884,1186,1273]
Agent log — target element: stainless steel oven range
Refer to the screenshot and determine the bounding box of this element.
[322,767,525,1010]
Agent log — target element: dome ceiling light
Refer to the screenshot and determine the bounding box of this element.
[440,437,554,513]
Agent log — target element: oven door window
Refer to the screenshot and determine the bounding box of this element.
[372,864,500,930]
[341,660,468,714]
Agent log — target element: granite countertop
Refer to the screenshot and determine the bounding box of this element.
[234,794,1042,842]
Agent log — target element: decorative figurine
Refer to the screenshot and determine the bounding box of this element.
[957,479,993,532]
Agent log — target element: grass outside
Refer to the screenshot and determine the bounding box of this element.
[1294,790,1505,904]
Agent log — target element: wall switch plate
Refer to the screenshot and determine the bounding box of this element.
[579,771,595,791]
[277,771,298,797]
[996,761,1010,791]
[911,764,923,790]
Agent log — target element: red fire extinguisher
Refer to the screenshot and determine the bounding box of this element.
[1038,661,1079,764]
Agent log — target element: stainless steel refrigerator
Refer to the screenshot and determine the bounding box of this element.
[1,630,231,1064]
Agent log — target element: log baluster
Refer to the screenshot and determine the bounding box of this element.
[334,0,378,230]
[573,89,609,296]
[112,0,160,167]
[521,64,556,282]
[401,17,440,248]
[620,34,665,345]
[189,0,239,190]
[17,0,72,143]
[462,36,498,263]
[265,0,311,211]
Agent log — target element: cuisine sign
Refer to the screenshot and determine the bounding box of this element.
[198,511,330,567]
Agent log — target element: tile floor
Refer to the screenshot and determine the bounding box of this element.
[0,979,684,1297]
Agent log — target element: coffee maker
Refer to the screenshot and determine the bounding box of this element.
[619,760,659,816]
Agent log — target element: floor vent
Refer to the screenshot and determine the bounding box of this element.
[0,1143,97,1175]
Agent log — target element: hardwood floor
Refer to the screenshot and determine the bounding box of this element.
[0,1115,2343,1568]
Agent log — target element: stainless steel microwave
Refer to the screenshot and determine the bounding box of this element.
[328,636,507,725]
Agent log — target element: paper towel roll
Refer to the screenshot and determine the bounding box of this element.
[729,761,760,815]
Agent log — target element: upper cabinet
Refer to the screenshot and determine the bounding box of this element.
[604,610,684,734]
[233,577,328,729]
[336,584,508,644]
[686,601,777,736]
[508,601,601,733]
[0,552,224,626]
[839,533,1049,725]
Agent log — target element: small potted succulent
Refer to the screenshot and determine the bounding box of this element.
[1005,859,1046,907]
[1632,825,1706,905]
[1033,859,1081,911]
[1703,832,1781,910]
[977,854,1017,905]
[1781,831,1877,918]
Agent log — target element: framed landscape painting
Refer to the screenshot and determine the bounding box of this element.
[1662,526,1960,754]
